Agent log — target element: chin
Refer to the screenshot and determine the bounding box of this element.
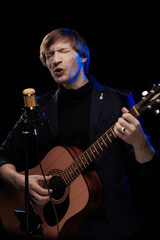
[54,77,68,85]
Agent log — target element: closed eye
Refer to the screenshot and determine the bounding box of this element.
[59,48,71,53]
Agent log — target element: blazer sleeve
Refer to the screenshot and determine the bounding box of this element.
[0,118,24,168]
[0,117,38,171]
[116,88,160,178]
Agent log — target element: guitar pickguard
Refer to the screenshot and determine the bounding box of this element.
[43,196,69,226]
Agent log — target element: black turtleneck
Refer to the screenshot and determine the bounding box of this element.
[58,78,93,151]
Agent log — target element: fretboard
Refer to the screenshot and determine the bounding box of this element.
[61,124,117,185]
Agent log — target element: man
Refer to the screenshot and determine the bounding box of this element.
[0,28,159,239]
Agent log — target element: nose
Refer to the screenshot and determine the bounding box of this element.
[53,52,62,66]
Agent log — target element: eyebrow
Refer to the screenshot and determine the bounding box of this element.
[58,47,71,51]
[47,47,71,54]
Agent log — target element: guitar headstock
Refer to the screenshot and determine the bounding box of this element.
[134,83,160,116]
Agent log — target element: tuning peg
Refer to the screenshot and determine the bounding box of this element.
[147,105,152,109]
[142,90,148,98]
[152,83,156,89]
[155,109,160,115]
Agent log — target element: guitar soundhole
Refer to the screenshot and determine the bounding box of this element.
[49,175,66,201]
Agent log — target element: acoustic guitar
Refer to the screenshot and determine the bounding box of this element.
[0,83,159,239]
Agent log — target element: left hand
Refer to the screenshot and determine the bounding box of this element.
[114,107,145,147]
[114,107,155,163]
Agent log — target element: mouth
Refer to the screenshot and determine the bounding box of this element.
[53,68,65,77]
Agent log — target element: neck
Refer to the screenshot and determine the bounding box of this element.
[62,71,88,90]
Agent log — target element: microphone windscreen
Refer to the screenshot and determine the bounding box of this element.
[22,88,37,109]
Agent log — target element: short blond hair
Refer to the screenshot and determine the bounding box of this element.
[40,28,90,74]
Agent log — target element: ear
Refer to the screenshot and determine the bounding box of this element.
[81,57,87,63]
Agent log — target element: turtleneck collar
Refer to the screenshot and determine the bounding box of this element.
[58,76,94,101]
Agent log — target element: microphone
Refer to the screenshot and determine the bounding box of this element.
[22,88,37,110]
[22,88,46,133]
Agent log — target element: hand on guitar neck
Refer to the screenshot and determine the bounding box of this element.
[114,107,155,164]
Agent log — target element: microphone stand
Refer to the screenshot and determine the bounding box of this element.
[21,89,38,239]
[23,129,31,239]
[22,109,38,239]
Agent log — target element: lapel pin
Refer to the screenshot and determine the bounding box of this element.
[99,92,104,100]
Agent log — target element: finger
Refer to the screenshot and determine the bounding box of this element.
[34,174,52,181]
[43,175,53,191]
[29,182,49,196]
[36,179,54,195]
[122,107,129,114]
[30,192,50,206]
[122,111,138,126]
[121,106,140,124]
[35,174,53,188]
[118,117,131,130]
[114,122,128,137]
[29,175,53,196]
[45,175,53,179]
[114,123,121,137]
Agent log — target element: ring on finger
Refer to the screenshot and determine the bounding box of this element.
[121,127,125,134]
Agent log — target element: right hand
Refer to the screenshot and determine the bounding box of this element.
[15,173,53,206]
[0,164,53,206]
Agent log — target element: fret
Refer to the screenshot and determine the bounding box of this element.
[84,150,92,162]
[61,172,68,185]
[84,151,93,165]
[101,136,108,147]
[94,142,100,154]
[65,165,79,184]
[68,169,76,180]
[108,130,114,140]
[88,147,96,160]
[72,162,81,175]
[69,164,78,178]
[97,138,105,151]
[75,158,84,171]
[110,127,117,138]
[91,144,100,155]
[106,133,112,143]
[89,146,97,158]
[76,156,86,170]
[80,154,89,166]
[65,167,74,182]
[62,171,70,185]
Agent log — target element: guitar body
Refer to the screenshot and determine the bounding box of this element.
[0,146,103,239]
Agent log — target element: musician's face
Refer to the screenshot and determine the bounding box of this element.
[45,39,86,89]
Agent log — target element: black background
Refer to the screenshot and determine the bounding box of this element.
[0,2,160,238]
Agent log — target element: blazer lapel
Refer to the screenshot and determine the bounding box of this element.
[89,80,106,145]
[47,89,59,140]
